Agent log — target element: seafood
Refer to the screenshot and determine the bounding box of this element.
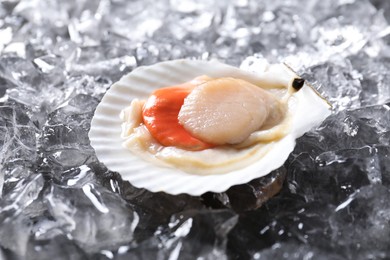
[89,59,331,195]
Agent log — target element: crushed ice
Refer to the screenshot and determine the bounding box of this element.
[0,0,390,258]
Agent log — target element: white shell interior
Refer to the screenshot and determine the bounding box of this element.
[89,59,331,196]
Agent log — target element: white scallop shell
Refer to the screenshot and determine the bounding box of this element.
[89,59,331,196]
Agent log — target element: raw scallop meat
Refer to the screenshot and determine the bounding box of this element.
[178,77,283,145]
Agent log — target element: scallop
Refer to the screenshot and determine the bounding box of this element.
[89,59,331,195]
[178,77,282,145]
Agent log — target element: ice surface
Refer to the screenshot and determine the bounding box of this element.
[45,181,138,253]
[329,185,390,258]
[115,209,237,260]
[0,174,44,256]
[1,0,390,258]
[253,243,345,260]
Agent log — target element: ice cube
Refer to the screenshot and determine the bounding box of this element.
[0,174,45,256]
[330,185,390,258]
[46,181,138,252]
